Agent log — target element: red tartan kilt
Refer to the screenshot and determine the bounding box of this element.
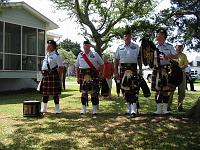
[41,72,61,95]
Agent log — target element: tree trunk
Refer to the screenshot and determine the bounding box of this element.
[186,97,200,120]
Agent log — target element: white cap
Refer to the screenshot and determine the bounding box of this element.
[176,41,184,46]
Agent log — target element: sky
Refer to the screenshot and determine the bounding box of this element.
[10,0,171,42]
[9,0,198,61]
[10,0,83,43]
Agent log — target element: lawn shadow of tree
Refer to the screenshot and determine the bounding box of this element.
[4,108,199,150]
[1,89,200,149]
[0,91,73,105]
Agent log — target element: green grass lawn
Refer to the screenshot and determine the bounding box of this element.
[0,85,200,150]
[194,79,200,86]
[65,76,76,82]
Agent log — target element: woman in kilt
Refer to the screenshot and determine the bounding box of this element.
[40,40,64,114]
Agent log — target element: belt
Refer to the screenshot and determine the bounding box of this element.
[120,63,137,67]
[80,68,96,73]
[154,64,170,69]
[42,70,57,75]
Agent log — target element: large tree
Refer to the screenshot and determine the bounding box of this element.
[59,39,81,57]
[0,0,8,7]
[154,0,200,50]
[51,0,156,54]
[57,48,76,66]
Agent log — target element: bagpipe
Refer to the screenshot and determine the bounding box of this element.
[140,37,157,68]
[140,37,183,91]
[168,59,183,90]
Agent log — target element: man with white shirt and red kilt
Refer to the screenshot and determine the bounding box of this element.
[40,40,64,114]
[114,30,142,118]
[76,40,104,115]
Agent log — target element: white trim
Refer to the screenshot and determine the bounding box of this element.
[21,25,23,70]
[2,22,5,70]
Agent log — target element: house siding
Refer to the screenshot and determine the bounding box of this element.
[0,7,46,29]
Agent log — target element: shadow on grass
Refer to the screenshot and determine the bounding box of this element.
[0,92,73,105]
[1,110,199,150]
[1,89,200,149]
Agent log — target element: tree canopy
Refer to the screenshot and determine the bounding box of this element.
[154,0,200,50]
[0,0,8,8]
[57,48,76,66]
[51,0,156,54]
[59,39,81,57]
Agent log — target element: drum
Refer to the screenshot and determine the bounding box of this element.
[23,100,41,117]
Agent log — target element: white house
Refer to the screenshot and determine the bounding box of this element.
[0,2,59,92]
[190,55,200,79]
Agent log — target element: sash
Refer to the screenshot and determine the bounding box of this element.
[81,52,97,71]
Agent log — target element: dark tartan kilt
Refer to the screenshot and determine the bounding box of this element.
[41,71,61,95]
[120,63,139,93]
[120,63,137,79]
[151,68,158,91]
[151,66,170,91]
[79,69,100,94]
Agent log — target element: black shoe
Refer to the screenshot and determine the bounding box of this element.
[167,107,171,111]
[177,106,184,112]
[163,112,171,115]
[130,113,136,118]
[191,90,196,91]
[125,112,130,115]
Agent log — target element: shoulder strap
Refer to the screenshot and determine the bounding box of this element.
[81,52,96,70]
[46,56,51,71]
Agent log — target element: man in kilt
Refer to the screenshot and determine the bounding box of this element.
[114,30,142,117]
[40,40,64,114]
[76,40,104,115]
[151,28,178,115]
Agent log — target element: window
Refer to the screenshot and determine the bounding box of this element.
[0,21,3,52]
[5,23,21,54]
[22,26,37,55]
[38,29,45,56]
[2,22,45,72]
[4,54,21,70]
[22,56,36,70]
